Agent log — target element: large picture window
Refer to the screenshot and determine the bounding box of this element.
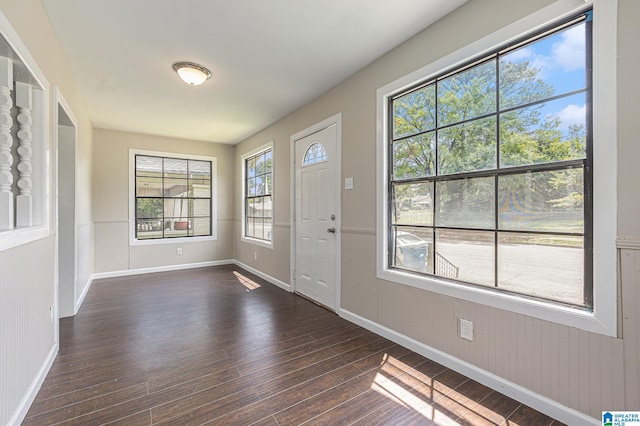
[387,13,592,307]
[243,146,273,243]
[134,154,213,240]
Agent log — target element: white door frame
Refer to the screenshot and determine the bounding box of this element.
[290,113,342,311]
[53,86,78,328]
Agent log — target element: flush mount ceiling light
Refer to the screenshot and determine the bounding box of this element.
[172,62,211,86]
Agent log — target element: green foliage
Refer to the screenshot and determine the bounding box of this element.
[391,56,587,232]
[137,198,162,219]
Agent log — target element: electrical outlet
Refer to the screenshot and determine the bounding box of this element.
[49,304,54,323]
[176,247,183,255]
[254,252,258,260]
[459,318,473,341]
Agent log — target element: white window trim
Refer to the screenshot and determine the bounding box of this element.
[0,7,50,253]
[128,149,217,246]
[376,0,617,337]
[241,141,274,249]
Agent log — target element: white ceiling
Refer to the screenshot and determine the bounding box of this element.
[41,0,466,144]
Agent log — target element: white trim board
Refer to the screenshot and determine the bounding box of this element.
[339,308,599,426]
[91,260,233,280]
[91,259,290,291]
[233,260,291,292]
[74,276,93,314]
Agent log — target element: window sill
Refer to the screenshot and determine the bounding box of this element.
[241,236,273,249]
[377,265,614,337]
[0,225,50,253]
[129,234,216,246]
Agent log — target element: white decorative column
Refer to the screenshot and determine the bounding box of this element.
[15,82,32,227]
[0,57,13,230]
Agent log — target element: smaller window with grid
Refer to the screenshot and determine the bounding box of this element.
[243,145,273,244]
[132,151,216,242]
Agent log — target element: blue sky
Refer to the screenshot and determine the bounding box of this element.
[502,22,586,132]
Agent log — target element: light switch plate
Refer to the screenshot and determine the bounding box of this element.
[344,177,354,190]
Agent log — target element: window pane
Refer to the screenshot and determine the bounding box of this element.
[254,197,264,218]
[264,150,273,173]
[263,195,272,219]
[164,198,189,219]
[392,226,433,273]
[500,22,586,110]
[253,218,265,239]
[392,181,434,226]
[164,158,188,178]
[136,219,163,239]
[248,158,256,178]
[246,217,255,238]
[498,168,583,233]
[136,198,162,219]
[265,174,273,196]
[436,229,495,286]
[393,84,436,139]
[437,116,497,175]
[189,179,210,198]
[191,199,210,218]
[136,176,162,197]
[303,143,327,165]
[435,177,494,229]
[247,198,257,218]
[188,160,210,179]
[136,156,162,177]
[437,59,496,127]
[255,176,265,196]
[256,153,266,175]
[500,92,586,167]
[392,133,435,180]
[165,223,188,238]
[192,217,210,236]
[498,233,584,305]
[247,177,256,197]
[164,178,188,197]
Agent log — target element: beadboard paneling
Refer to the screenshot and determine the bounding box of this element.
[0,236,55,425]
[94,221,129,273]
[621,248,640,408]
[95,220,233,274]
[344,232,632,420]
[341,231,378,322]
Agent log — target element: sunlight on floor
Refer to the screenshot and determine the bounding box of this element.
[233,271,262,291]
[371,354,501,425]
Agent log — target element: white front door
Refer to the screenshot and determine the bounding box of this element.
[294,124,338,310]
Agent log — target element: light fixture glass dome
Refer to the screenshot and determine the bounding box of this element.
[172,62,211,85]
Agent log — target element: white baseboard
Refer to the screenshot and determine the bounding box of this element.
[90,260,291,294]
[8,343,57,426]
[74,276,93,314]
[339,308,599,426]
[91,260,234,280]
[232,260,291,292]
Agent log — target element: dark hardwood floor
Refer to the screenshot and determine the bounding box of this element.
[23,265,564,425]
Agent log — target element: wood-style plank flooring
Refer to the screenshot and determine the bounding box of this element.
[23,265,564,425]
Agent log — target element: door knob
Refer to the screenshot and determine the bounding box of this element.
[327,227,336,234]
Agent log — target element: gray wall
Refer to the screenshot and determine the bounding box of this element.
[233,0,640,420]
[93,128,235,273]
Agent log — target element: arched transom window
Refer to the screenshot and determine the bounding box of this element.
[302,142,327,166]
